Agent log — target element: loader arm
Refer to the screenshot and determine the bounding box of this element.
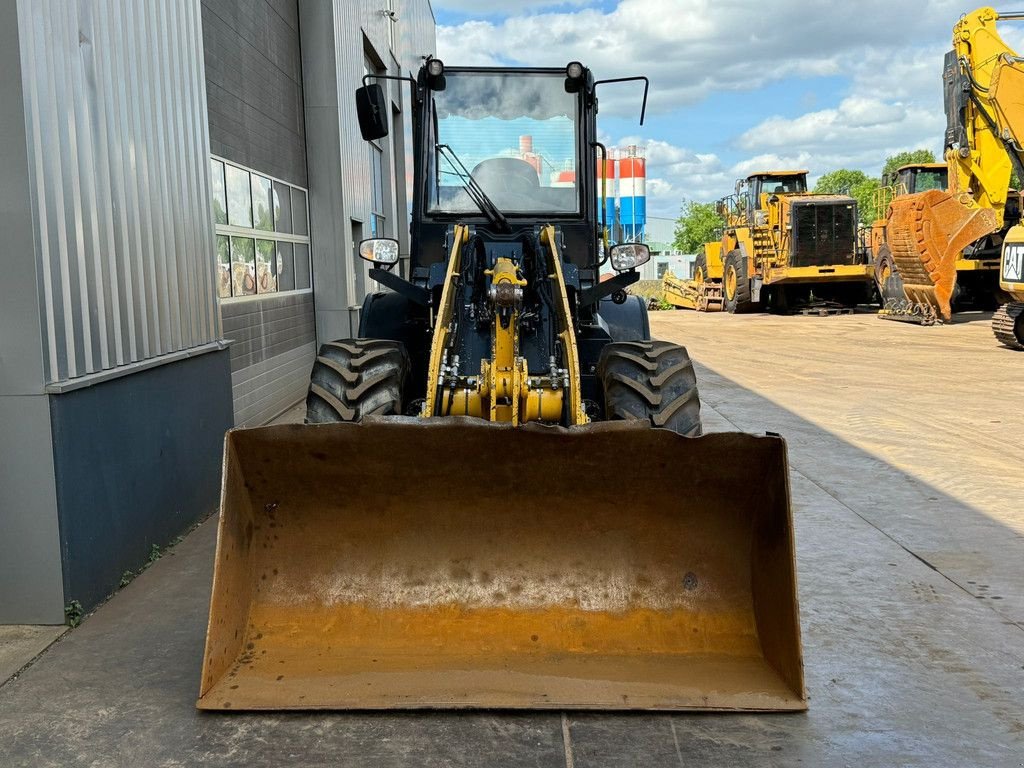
[884,7,1024,320]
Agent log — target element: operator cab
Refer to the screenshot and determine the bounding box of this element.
[889,164,948,195]
[739,171,808,211]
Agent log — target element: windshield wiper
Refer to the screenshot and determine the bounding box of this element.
[436,144,510,233]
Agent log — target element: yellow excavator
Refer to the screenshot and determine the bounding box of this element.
[996,229,1024,348]
[879,7,1024,329]
[196,61,805,711]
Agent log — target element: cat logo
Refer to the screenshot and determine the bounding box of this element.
[1004,243,1024,284]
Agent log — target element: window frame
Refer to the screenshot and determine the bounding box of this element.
[211,155,313,303]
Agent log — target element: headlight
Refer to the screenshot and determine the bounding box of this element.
[427,59,444,77]
[358,238,400,266]
[610,243,651,272]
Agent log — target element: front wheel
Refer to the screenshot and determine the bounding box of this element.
[598,341,702,436]
[723,250,755,314]
[305,339,409,423]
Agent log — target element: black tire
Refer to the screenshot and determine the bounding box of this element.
[723,249,754,314]
[694,250,709,284]
[874,246,903,303]
[305,339,409,423]
[598,340,701,437]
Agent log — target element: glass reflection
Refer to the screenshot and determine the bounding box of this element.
[231,237,256,296]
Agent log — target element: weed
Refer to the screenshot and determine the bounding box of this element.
[64,600,83,628]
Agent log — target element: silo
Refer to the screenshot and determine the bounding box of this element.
[617,146,646,242]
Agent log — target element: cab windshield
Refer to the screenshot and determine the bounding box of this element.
[428,71,581,216]
[758,176,806,195]
[911,169,947,193]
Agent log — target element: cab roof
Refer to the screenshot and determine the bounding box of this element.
[895,163,946,172]
[746,170,809,179]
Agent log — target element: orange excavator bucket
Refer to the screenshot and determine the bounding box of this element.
[197,418,804,712]
[886,190,999,319]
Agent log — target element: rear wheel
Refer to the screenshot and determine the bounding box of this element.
[723,250,754,314]
[306,339,409,423]
[599,340,702,436]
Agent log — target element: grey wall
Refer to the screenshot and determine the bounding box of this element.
[2,0,234,624]
[203,0,314,424]
[299,0,436,344]
[202,0,307,187]
[50,350,233,612]
[223,293,316,425]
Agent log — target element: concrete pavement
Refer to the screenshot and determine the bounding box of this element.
[0,310,1021,766]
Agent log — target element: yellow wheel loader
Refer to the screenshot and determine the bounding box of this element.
[880,7,1024,328]
[869,163,1020,324]
[717,171,874,314]
[196,61,804,712]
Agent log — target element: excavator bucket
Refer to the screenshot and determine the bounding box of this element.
[886,190,999,319]
[197,418,804,712]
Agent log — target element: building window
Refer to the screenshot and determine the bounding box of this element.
[211,157,312,299]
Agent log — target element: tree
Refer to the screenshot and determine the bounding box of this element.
[813,169,870,196]
[882,149,937,181]
[673,200,724,253]
[815,170,881,225]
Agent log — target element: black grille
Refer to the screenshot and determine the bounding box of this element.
[791,202,857,267]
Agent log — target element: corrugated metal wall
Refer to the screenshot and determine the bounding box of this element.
[17,0,219,384]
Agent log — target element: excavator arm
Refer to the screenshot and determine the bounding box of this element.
[884,7,1024,320]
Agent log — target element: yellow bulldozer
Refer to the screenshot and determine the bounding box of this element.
[878,7,1024,334]
[196,61,805,711]
[716,171,874,313]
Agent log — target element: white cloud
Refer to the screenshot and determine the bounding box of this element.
[437,0,966,116]
[434,1,1020,217]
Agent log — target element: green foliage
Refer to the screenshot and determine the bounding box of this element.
[814,169,870,196]
[64,600,83,628]
[814,170,881,225]
[673,200,724,254]
[882,149,937,181]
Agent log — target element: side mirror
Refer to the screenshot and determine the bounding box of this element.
[358,238,400,268]
[609,243,650,272]
[355,84,389,141]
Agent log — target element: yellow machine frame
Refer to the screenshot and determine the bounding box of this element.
[422,224,587,425]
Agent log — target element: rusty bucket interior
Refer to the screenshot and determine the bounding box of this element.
[197,418,804,712]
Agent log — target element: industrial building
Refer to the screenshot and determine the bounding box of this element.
[0,0,435,624]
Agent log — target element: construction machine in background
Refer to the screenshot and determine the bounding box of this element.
[995,231,1024,347]
[870,165,1019,323]
[717,171,874,314]
[878,7,1024,328]
[661,242,723,311]
[197,61,805,711]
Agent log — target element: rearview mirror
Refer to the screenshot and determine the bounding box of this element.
[359,238,400,267]
[355,84,389,141]
[610,243,651,272]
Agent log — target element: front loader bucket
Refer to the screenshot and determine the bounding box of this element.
[198,418,804,712]
[887,190,999,319]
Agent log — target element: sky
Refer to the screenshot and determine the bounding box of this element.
[430,0,1024,219]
